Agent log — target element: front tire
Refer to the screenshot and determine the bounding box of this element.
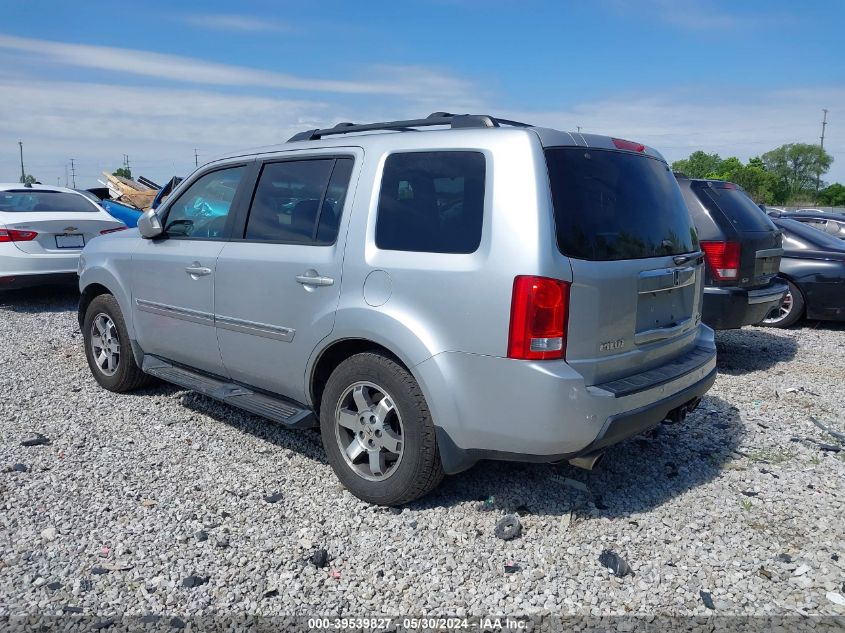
[760,280,804,328]
[83,294,152,392]
[319,352,444,505]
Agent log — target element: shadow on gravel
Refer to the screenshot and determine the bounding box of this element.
[715,327,798,375]
[411,395,745,518]
[0,285,79,313]
[179,391,328,464]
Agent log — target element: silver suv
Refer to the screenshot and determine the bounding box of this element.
[78,113,717,505]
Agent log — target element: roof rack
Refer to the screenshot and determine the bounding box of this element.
[287,112,532,142]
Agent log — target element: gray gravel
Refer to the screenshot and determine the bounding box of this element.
[1,286,843,621]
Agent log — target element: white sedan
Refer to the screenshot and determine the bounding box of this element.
[1,184,127,290]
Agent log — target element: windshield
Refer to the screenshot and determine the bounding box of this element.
[0,190,99,213]
[545,148,698,261]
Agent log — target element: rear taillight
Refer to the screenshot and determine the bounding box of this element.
[0,229,38,242]
[612,138,645,152]
[100,226,128,235]
[508,276,570,360]
[701,241,741,280]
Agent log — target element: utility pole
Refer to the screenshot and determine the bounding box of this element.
[194,148,199,167]
[816,108,829,195]
[69,158,77,188]
[18,140,25,183]
[576,126,582,134]
[64,164,69,187]
[123,154,130,173]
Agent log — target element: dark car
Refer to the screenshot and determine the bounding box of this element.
[676,177,787,329]
[766,209,845,240]
[758,217,845,327]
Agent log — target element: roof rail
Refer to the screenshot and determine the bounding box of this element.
[287,112,532,142]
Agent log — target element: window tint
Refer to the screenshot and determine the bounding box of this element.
[546,148,698,261]
[0,191,99,213]
[697,183,777,232]
[164,167,245,239]
[376,151,485,254]
[318,158,354,244]
[246,158,352,244]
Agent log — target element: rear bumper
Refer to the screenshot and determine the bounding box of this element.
[415,327,717,474]
[0,271,78,290]
[702,280,787,329]
[0,246,81,276]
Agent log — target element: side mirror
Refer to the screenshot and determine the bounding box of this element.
[138,208,164,239]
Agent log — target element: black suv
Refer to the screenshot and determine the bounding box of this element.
[676,177,787,329]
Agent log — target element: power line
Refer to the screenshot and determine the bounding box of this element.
[69,158,77,188]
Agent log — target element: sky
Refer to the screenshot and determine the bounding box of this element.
[1,0,843,189]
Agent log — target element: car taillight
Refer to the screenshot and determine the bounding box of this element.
[508,276,570,360]
[0,229,38,242]
[100,226,128,235]
[701,241,740,280]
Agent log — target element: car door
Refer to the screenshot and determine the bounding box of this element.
[131,163,253,375]
[214,153,358,401]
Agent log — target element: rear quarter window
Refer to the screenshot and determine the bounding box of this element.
[375,151,485,254]
[545,148,698,261]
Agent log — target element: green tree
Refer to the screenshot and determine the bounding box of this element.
[19,174,37,185]
[818,183,845,206]
[672,151,723,178]
[706,156,781,204]
[761,143,833,202]
[113,167,132,179]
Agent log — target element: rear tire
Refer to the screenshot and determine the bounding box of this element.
[319,352,444,506]
[759,280,804,328]
[83,294,152,392]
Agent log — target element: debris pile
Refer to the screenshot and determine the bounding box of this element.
[100,172,159,210]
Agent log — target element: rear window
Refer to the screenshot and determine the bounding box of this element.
[546,148,697,261]
[0,191,98,213]
[697,183,776,232]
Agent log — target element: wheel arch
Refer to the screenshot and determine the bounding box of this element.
[78,282,113,329]
[308,338,411,417]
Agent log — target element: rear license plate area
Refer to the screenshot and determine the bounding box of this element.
[755,256,779,278]
[55,234,85,249]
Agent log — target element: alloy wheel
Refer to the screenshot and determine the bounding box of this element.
[762,289,793,325]
[334,381,404,481]
[90,313,120,376]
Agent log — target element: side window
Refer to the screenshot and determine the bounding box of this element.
[375,151,486,254]
[164,166,245,239]
[245,158,353,244]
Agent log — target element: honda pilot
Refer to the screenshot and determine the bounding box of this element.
[78,113,717,505]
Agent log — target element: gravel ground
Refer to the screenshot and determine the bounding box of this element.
[1,286,844,625]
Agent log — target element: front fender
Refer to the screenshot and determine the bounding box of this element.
[78,265,136,341]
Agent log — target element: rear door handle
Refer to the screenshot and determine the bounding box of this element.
[185,262,212,277]
[296,274,334,287]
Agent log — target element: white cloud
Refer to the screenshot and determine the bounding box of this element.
[0,34,481,102]
[0,51,841,190]
[182,13,288,33]
[503,88,844,182]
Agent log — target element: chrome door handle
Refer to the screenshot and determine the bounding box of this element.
[296,274,334,287]
[185,263,212,277]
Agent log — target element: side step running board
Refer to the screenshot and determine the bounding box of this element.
[142,356,316,429]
